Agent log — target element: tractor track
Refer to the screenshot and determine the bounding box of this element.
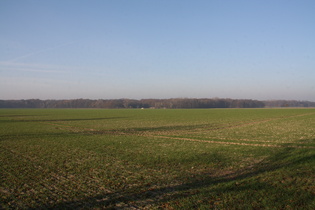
[37,113,315,149]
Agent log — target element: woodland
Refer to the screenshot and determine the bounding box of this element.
[1,98,314,109]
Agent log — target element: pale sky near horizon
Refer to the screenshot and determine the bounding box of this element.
[1,0,314,101]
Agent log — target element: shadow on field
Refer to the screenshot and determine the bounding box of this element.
[40,147,314,209]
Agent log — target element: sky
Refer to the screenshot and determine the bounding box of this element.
[1,0,315,101]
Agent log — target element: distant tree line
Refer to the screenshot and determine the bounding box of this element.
[263,100,315,108]
[1,98,314,109]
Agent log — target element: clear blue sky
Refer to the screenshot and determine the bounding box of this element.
[1,0,314,101]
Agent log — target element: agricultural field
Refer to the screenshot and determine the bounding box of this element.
[1,108,315,209]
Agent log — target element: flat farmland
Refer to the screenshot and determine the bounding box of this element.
[1,108,315,209]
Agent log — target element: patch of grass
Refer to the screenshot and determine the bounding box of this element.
[1,108,314,209]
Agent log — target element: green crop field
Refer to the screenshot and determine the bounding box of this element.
[1,108,315,209]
